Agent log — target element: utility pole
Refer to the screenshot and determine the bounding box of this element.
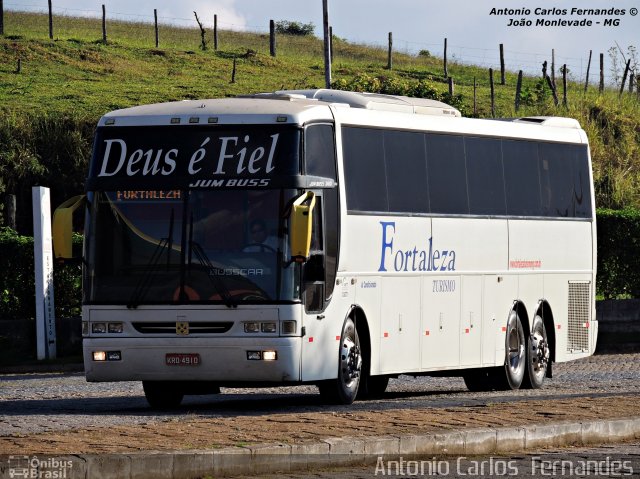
[322,0,331,88]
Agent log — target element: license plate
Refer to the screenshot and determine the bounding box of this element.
[166,353,201,366]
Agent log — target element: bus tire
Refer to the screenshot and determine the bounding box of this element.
[358,375,389,399]
[142,381,184,409]
[500,309,526,390]
[318,317,362,404]
[522,314,549,389]
[462,368,502,392]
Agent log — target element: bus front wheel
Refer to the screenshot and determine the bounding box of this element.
[142,381,184,409]
[318,317,362,404]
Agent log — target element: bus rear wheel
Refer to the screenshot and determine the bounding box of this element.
[522,314,549,389]
[142,381,184,409]
[318,318,362,404]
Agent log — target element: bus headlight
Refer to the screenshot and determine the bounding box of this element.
[91,322,107,334]
[244,322,261,333]
[261,322,277,333]
[262,350,277,361]
[92,351,121,361]
[246,350,278,361]
[93,351,106,361]
[108,322,123,333]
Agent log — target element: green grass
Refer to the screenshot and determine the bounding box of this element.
[1,11,640,210]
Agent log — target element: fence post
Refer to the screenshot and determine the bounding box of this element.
[214,14,218,50]
[515,70,523,112]
[584,50,592,93]
[15,57,21,73]
[269,19,276,57]
[0,0,4,36]
[551,48,556,88]
[599,53,604,93]
[499,43,505,85]
[619,59,631,96]
[101,4,107,43]
[443,37,448,78]
[154,9,159,48]
[562,64,567,107]
[630,74,635,93]
[473,76,477,116]
[387,32,393,70]
[489,68,495,117]
[329,26,334,62]
[545,74,559,106]
[48,0,53,40]
[231,57,236,83]
[322,0,331,89]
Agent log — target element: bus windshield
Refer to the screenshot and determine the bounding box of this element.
[84,189,301,306]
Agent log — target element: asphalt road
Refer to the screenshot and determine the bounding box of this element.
[1,353,639,437]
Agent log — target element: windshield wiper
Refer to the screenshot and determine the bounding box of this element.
[190,240,236,308]
[185,212,236,308]
[127,209,175,309]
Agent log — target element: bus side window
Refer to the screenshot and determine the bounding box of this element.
[304,124,340,309]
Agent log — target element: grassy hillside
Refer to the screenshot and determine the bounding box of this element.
[1,10,640,230]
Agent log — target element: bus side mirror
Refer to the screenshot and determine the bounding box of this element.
[289,191,316,263]
[53,195,86,259]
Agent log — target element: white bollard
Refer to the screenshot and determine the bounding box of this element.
[32,186,56,360]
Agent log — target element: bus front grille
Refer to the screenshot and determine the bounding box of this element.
[567,282,591,352]
[132,322,233,334]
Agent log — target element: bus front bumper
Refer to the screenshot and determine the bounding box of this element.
[83,337,302,382]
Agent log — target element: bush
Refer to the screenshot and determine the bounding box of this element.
[0,227,81,320]
[331,74,470,116]
[275,20,315,36]
[0,111,94,232]
[596,208,640,299]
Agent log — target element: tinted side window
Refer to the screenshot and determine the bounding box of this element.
[503,140,542,216]
[305,124,337,180]
[426,134,468,214]
[342,127,388,212]
[384,130,429,213]
[465,137,506,215]
[323,189,339,299]
[538,143,593,218]
[571,145,593,218]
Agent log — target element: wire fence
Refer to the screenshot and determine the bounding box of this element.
[2,2,637,90]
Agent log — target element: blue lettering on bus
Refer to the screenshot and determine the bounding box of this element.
[378,221,456,272]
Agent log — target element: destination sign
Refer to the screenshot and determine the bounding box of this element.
[88,125,300,189]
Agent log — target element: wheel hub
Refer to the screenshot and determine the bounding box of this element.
[530,331,549,373]
[341,337,361,382]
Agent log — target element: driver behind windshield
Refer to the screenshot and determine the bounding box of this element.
[244,219,278,252]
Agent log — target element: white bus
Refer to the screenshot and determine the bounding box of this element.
[54,89,597,407]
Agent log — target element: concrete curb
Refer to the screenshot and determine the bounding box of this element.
[1,416,639,479]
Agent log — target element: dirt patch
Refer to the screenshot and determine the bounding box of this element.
[1,395,638,454]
